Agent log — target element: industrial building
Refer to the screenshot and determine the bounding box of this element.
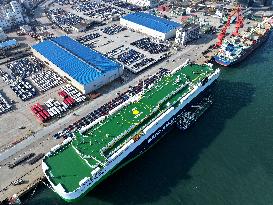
[0,39,17,50]
[122,0,158,8]
[120,12,182,40]
[175,25,200,45]
[32,36,123,94]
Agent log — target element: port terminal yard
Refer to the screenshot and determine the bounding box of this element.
[0,0,262,202]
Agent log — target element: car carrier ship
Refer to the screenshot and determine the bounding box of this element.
[42,63,220,202]
[214,7,272,67]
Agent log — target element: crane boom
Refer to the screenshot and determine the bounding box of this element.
[215,6,244,47]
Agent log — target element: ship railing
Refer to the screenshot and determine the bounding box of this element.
[79,116,106,134]
[143,107,174,134]
[108,139,135,162]
[91,167,100,177]
[171,59,189,74]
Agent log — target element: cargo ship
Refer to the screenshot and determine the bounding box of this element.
[42,63,220,202]
[214,17,272,67]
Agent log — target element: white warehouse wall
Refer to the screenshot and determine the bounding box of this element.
[32,48,123,94]
[120,17,179,40]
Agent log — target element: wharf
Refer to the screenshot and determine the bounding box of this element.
[196,48,218,65]
[0,164,44,203]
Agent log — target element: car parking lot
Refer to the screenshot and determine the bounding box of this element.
[60,84,86,104]
[44,98,68,118]
[117,49,145,66]
[30,70,63,92]
[105,44,167,73]
[10,79,36,101]
[84,3,125,21]
[6,56,44,79]
[112,1,142,11]
[30,84,86,124]
[47,8,83,30]
[101,24,126,35]
[131,38,170,54]
[77,33,101,43]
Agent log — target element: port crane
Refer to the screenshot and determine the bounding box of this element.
[215,6,244,47]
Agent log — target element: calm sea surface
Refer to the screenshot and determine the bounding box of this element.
[24,34,273,205]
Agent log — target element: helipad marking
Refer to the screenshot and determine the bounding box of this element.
[132,109,139,115]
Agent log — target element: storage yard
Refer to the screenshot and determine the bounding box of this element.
[0,0,264,203]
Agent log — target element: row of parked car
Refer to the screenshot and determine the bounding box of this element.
[106,45,126,58]
[77,33,101,43]
[7,57,44,79]
[113,1,142,11]
[31,103,51,123]
[117,49,145,66]
[56,68,170,139]
[45,98,69,118]
[85,4,125,21]
[131,38,169,54]
[30,70,63,92]
[30,84,86,123]
[60,84,86,103]
[132,57,155,71]
[10,79,36,101]
[55,0,70,5]
[0,70,13,85]
[48,8,83,27]
[73,2,104,12]
[101,24,126,35]
[0,91,12,115]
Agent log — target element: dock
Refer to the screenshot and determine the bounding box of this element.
[0,164,44,203]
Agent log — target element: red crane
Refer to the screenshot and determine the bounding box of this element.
[232,6,244,36]
[215,6,244,47]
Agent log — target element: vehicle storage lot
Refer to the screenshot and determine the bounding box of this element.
[85,24,170,73]
[0,74,65,150]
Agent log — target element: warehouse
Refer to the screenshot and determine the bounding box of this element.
[32,36,123,94]
[120,12,182,40]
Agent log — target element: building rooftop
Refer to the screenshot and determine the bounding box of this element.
[43,64,215,192]
[32,36,122,85]
[122,12,182,33]
[0,39,16,49]
[52,36,121,73]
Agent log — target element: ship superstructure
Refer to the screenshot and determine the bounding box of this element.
[42,63,220,202]
[214,18,272,66]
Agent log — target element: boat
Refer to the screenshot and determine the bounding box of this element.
[42,62,220,202]
[214,16,272,66]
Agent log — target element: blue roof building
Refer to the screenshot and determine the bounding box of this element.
[121,12,182,40]
[0,39,17,50]
[32,36,123,94]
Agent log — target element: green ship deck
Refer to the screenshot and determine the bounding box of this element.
[44,64,215,192]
